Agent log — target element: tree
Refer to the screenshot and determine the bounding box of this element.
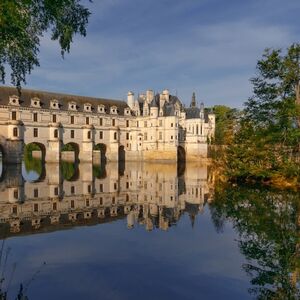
[211,105,239,145]
[0,0,91,91]
[210,185,300,299]
[226,44,300,183]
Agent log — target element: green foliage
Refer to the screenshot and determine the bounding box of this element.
[226,44,300,184]
[62,143,76,151]
[61,161,78,180]
[24,144,43,175]
[212,105,240,145]
[210,185,300,299]
[0,0,91,90]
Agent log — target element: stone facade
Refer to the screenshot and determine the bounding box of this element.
[0,162,214,236]
[0,86,215,163]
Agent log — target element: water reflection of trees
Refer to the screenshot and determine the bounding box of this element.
[210,185,300,299]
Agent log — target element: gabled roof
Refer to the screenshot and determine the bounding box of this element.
[0,86,129,115]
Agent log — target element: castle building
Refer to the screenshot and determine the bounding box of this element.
[0,86,215,163]
[0,162,213,235]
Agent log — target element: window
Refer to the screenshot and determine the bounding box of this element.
[100,197,103,205]
[144,133,147,141]
[54,187,58,195]
[52,114,57,123]
[14,190,19,199]
[126,120,129,127]
[112,197,115,204]
[86,199,90,206]
[70,115,74,124]
[54,129,58,138]
[100,118,103,126]
[34,189,39,198]
[114,132,117,140]
[87,131,91,139]
[71,200,75,208]
[159,120,162,126]
[71,186,75,194]
[13,127,18,137]
[53,202,57,210]
[196,125,199,135]
[33,128,38,137]
[13,206,17,214]
[126,132,129,140]
[88,185,91,193]
[99,131,103,139]
[33,113,38,122]
[171,123,173,127]
[171,135,173,140]
[112,119,115,126]
[159,132,162,140]
[34,203,38,212]
[71,130,75,139]
[99,184,103,192]
[86,117,89,125]
[12,111,17,120]
[114,183,117,190]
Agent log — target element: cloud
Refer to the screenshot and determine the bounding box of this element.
[20,1,299,108]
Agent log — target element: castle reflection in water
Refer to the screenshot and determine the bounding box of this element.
[0,160,214,236]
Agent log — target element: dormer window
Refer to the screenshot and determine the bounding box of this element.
[68,101,77,111]
[84,103,92,112]
[8,95,20,106]
[124,108,131,116]
[50,99,59,109]
[98,104,105,113]
[31,97,41,108]
[110,106,118,114]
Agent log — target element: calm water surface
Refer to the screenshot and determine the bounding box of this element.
[0,159,299,300]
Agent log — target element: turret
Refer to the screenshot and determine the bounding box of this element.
[163,89,170,102]
[200,102,204,119]
[127,91,134,109]
[146,90,154,103]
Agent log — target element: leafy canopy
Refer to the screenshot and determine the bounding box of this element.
[226,44,300,182]
[0,0,91,90]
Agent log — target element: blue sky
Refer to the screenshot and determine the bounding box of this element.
[13,0,300,107]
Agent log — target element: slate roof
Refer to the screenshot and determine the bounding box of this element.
[185,107,209,121]
[0,86,129,115]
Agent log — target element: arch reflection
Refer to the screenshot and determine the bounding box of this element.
[0,161,212,236]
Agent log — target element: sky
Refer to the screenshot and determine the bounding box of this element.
[8,0,300,107]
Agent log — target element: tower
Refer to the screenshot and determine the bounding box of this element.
[190,92,196,108]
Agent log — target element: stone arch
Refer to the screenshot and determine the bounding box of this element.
[23,142,46,182]
[93,163,106,179]
[118,145,125,176]
[62,142,80,162]
[61,161,80,181]
[94,143,107,164]
[0,144,6,162]
[24,142,46,162]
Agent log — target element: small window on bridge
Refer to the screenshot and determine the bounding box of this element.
[13,127,18,137]
[33,113,38,122]
[12,111,17,120]
[33,128,38,137]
